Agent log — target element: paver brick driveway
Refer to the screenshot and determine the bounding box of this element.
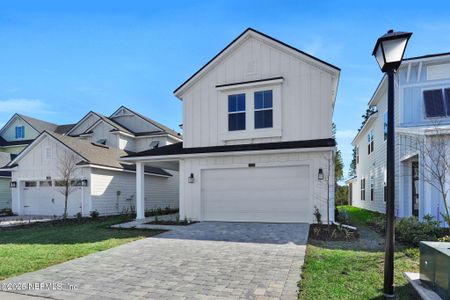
[0,222,309,300]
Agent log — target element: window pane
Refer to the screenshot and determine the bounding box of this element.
[384,112,388,141]
[424,89,445,117]
[445,89,450,116]
[255,90,273,109]
[255,110,273,129]
[237,94,245,111]
[255,91,263,109]
[228,95,237,112]
[228,112,245,131]
[264,90,273,108]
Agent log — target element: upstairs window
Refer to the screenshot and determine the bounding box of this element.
[367,129,374,155]
[228,93,246,131]
[15,126,24,139]
[423,88,450,118]
[254,90,273,129]
[384,111,388,141]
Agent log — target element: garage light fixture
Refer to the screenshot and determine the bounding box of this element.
[9,181,17,188]
[81,179,88,187]
[188,173,195,183]
[318,169,324,181]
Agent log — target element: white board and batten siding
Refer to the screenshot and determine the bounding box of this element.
[68,113,101,136]
[0,178,11,209]
[181,34,337,148]
[90,168,179,216]
[181,150,334,223]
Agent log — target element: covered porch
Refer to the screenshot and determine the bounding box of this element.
[132,159,180,220]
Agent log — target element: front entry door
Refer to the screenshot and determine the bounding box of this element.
[412,162,419,217]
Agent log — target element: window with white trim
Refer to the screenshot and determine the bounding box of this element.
[24,181,37,188]
[228,93,246,131]
[254,90,273,129]
[423,88,450,117]
[370,174,374,201]
[15,126,25,139]
[361,178,366,201]
[367,129,374,155]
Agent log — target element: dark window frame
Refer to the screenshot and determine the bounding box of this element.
[228,93,246,131]
[254,90,273,129]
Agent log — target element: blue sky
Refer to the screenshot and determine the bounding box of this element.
[1,1,449,177]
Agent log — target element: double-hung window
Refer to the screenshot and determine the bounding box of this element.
[254,90,273,129]
[423,88,450,117]
[361,178,366,201]
[367,129,374,155]
[370,174,374,201]
[228,93,246,131]
[384,112,388,141]
[15,126,24,139]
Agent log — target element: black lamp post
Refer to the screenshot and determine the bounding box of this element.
[372,29,412,298]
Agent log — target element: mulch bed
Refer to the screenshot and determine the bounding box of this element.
[144,220,198,226]
[309,224,359,241]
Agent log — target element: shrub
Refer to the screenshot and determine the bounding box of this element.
[395,215,446,246]
[313,206,322,225]
[75,212,82,220]
[90,210,99,219]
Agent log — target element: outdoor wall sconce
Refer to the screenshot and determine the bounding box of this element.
[188,173,195,183]
[318,169,324,181]
[81,179,88,187]
[9,181,17,188]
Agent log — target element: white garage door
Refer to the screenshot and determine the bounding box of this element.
[22,181,82,216]
[201,165,311,223]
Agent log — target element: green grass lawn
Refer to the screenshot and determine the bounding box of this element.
[0,215,162,280]
[298,206,420,300]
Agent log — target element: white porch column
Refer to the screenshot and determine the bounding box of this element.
[136,162,145,220]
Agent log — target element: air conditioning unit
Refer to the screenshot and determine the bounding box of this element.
[420,241,450,300]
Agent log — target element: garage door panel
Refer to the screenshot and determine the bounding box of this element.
[202,165,311,223]
[23,186,82,216]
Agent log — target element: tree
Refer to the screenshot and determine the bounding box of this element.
[335,149,344,182]
[56,151,80,219]
[349,147,357,177]
[405,126,450,226]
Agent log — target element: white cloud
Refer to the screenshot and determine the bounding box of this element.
[0,98,53,115]
[335,129,357,139]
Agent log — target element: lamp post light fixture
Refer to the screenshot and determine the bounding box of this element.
[372,29,412,298]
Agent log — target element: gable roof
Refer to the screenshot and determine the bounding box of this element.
[8,131,171,177]
[54,124,76,135]
[66,111,103,136]
[110,106,182,139]
[17,114,59,133]
[173,28,340,97]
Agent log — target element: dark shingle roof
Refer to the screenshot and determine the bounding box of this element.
[54,124,76,134]
[124,139,336,158]
[18,114,59,133]
[0,136,33,147]
[40,131,171,177]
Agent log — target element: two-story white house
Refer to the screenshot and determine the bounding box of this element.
[0,113,74,211]
[349,52,450,223]
[123,28,340,223]
[5,106,181,217]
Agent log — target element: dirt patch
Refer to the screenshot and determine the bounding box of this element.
[309,224,359,241]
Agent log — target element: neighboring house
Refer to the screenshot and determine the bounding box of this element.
[122,28,340,223]
[6,106,181,216]
[0,113,74,210]
[349,52,450,223]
